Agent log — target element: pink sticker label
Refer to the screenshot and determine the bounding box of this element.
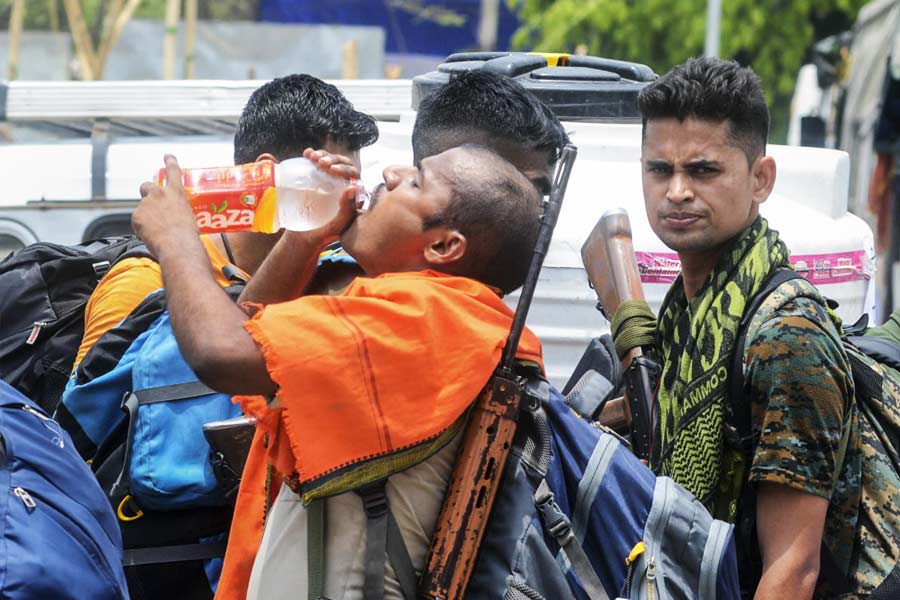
[635,250,872,285]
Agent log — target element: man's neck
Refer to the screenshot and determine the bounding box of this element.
[216,232,281,276]
[679,249,724,301]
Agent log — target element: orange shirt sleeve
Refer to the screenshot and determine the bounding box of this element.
[201,235,249,287]
[73,257,163,368]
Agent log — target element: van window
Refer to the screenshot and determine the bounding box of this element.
[82,214,134,241]
[0,234,25,259]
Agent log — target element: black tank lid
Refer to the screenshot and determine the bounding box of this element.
[412,52,657,122]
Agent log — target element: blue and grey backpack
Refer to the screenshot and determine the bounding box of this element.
[0,379,129,600]
[467,376,740,600]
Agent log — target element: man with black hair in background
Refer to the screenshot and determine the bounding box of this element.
[68,74,379,371]
[309,69,570,295]
[627,57,897,598]
[412,70,568,195]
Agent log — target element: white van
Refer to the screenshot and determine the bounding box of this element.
[0,58,875,387]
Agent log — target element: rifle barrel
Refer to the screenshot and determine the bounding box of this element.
[500,145,577,371]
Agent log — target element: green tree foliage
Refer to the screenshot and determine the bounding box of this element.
[0,0,255,31]
[508,0,868,141]
[1,0,167,31]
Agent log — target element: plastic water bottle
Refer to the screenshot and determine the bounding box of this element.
[158,157,367,234]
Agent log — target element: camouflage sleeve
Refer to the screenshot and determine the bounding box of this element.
[744,298,852,499]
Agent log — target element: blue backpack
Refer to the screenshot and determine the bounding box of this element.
[57,288,243,511]
[0,379,129,600]
[115,308,243,511]
[56,288,242,599]
[467,377,740,600]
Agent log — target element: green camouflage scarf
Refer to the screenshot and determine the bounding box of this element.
[653,216,789,509]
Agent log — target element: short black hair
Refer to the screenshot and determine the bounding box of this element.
[424,145,542,294]
[234,74,379,164]
[638,57,769,163]
[412,70,569,171]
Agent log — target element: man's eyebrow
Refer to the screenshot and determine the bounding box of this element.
[684,159,721,169]
[645,159,672,168]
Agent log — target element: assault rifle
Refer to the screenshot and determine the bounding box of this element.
[419,145,577,600]
[581,208,657,461]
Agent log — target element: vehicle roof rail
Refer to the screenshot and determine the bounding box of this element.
[0,79,412,138]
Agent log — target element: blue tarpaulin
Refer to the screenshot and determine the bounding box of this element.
[259,0,522,55]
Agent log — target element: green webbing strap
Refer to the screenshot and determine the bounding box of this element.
[306,483,416,600]
[386,509,417,600]
[820,410,854,597]
[611,299,656,359]
[358,482,389,600]
[832,411,853,491]
[307,499,326,600]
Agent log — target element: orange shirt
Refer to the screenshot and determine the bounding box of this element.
[216,270,543,600]
[73,235,244,369]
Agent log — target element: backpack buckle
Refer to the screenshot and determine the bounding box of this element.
[535,485,575,545]
[357,482,388,519]
[92,260,111,280]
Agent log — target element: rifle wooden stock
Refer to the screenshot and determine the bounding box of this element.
[581,208,645,333]
[581,209,654,458]
[418,374,522,600]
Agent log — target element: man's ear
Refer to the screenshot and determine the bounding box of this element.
[254,152,278,163]
[424,229,467,266]
[751,155,776,207]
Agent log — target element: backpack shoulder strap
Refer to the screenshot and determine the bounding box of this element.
[307,499,326,600]
[728,270,856,596]
[307,482,416,600]
[728,268,805,452]
[93,238,154,281]
[534,479,610,600]
[118,241,153,263]
[356,481,416,600]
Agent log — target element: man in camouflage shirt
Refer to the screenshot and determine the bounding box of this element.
[634,57,886,598]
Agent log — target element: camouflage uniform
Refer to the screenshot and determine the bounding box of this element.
[742,280,900,597]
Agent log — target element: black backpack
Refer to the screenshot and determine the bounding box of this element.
[0,237,151,413]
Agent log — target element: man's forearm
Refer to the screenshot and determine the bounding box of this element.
[754,560,819,600]
[238,230,329,306]
[754,483,827,600]
[156,232,275,396]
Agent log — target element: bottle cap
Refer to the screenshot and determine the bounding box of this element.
[354,180,372,211]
